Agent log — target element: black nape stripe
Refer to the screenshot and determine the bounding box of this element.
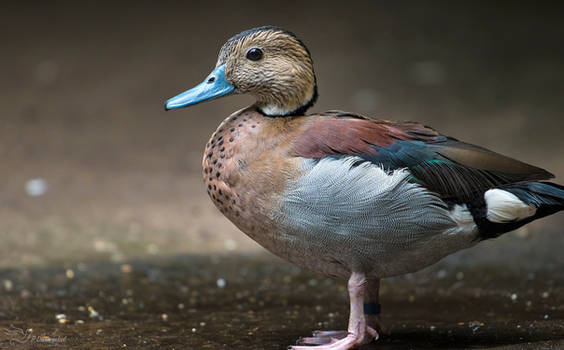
[256,84,319,118]
[292,84,318,116]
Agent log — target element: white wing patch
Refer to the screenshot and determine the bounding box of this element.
[484,189,537,223]
[448,204,477,234]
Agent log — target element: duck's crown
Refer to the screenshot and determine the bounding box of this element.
[165,26,318,117]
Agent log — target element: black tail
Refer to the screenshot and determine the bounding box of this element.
[475,182,564,239]
[507,182,564,218]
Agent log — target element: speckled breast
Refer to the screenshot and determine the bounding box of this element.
[203,112,251,219]
[201,106,291,243]
[202,123,242,219]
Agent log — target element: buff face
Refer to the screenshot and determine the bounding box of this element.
[218,28,316,115]
[166,27,317,117]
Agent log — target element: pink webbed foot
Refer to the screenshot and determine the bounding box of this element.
[296,328,378,346]
[290,328,377,349]
[296,330,347,346]
[312,330,349,339]
[289,273,380,350]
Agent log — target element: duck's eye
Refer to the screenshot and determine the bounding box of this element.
[246,48,263,61]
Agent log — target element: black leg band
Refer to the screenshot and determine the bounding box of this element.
[363,303,381,315]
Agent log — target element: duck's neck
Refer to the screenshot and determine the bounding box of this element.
[256,83,318,117]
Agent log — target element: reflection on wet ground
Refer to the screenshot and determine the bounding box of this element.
[1,255,563,349]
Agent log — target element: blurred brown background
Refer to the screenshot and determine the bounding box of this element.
[1,1,563,270]
[1,2,564,349]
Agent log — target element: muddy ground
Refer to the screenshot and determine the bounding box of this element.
[1,1,564,349]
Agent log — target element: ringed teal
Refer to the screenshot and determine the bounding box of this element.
[165,26,564,349]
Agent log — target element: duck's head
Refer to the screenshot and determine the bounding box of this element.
[165,26,317,117]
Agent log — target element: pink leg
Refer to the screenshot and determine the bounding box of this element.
[364,279,387,336]
[290,272,377,349]
[296,277,385,346]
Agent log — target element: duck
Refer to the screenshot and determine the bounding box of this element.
[164,26,564,349]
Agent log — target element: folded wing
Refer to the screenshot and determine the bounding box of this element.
[291,112,553,202]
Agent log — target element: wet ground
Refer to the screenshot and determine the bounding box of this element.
[1,254,564,349]
[2,1,564,349]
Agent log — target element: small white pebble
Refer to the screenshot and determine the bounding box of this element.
[191,328,197,333]
[178,303,185,310]
[66,269,75,279]
[88,306,99,318]
[161,314,168,321]
[542,292,549,298]
[216,278,226,288]
[468,321,482,328]
[510,293,518,302]
[2,279,13,291]
[544,314,549,319]
[199,322,206,327]
[75,320,85,325]
[55,314,68,324]
[25,178,48,196]
[430,325,436,331]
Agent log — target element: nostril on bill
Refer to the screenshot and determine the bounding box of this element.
[208,77,216,83]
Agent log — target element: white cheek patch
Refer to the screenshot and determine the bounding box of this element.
[484,189,537,223]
